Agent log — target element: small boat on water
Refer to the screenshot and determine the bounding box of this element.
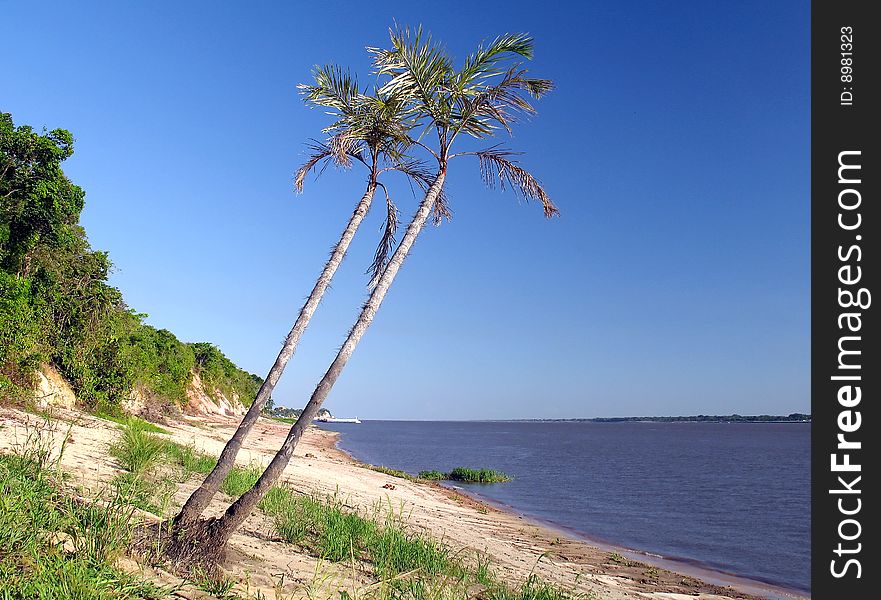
[315,416,361,424]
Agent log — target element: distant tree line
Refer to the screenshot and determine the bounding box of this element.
[539,413,812,423]
[0,112,261,412]
[262,404,332,421]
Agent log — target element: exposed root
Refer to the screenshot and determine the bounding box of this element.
[132,518,228,583]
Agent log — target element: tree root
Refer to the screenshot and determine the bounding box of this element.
[132,518,227,582]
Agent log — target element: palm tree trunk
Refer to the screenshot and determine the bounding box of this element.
[173,181,377,528]
[204,167,446,547]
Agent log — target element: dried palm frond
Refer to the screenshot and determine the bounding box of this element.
[476,147,558,218]
[367,185,399,289]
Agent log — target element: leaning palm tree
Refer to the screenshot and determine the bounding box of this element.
[166,27,556,564]
[172,67,432,530]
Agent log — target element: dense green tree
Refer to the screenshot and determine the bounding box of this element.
[1,113,84,277]
[1,111,260,411]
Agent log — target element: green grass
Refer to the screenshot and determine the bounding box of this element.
[109,418,167,475]
[414,467,513,483]
[111,472,176,517]
[0,453,168,599]
[448,467,512,483]
[259,487,453,579]
[220,463,262,497]
[368,464,419,481]
[270,416,298,424]
[95,410,169,434]
[162,440,217,476]
[488,574,576,600]
[259,486,576,600]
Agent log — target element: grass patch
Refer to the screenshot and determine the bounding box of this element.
[111,472,176,517]
[368,464,419,481]
[110,418,167,475]
[220,463,262,497]
[0,453,168,599]
[414,467,513,483]
[488,574,575,600]
[95,411,169,434]
[162,440,217,476]
[270,416,298,424]
[259,487,453,579]
[259,486,576,600]
[448,467,512,483]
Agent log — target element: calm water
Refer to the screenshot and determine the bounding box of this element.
[319,421,810,593]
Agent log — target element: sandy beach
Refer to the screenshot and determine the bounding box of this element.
[0,407,809,600]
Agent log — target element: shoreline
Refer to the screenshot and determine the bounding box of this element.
[0,407,810,600]
[323,424,810,600]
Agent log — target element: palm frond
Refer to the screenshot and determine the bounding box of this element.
[389,158,453,225]
[476,147,558,218]
[454,33,535,89]
[294,143,334,193]
[453,67,554,137]
[431,188,453,225]
[298,65,360,114]
[369,25,453,122]
[367,186,399,289]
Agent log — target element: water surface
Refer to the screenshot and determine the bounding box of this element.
[319,420,810,593]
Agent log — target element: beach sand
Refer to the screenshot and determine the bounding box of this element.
[0,407,809,600]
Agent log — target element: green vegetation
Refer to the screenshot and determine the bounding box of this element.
[449,467,512,483]
[109,418,168,475]
[162,440,217,476]
[111,471,176,516]
[261,487,456,578]
[0,452,167,598]
[1,111,262,412]
[190,342,261,407]
[220,463,263,498]
[259,486,574,600]
[415,467,512,484]
[96,411,169,434]
[369,464,419,481]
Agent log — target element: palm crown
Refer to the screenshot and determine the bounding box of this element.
[369,26,558,218]
[296,65,438,284]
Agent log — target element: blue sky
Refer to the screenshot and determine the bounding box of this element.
[2,1,810,419]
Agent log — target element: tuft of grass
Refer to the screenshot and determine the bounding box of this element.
[448,467,512,483]
[368,465,419,481]
[110,418,167,475]
[607,551,636,567]
[95,411,169,434]
[162,440,217,476]
[259,486,576,600]
[488,574,574,600]
[111,472,176,517]
[260,487,453,579]
[413,467,513,483]
[220,463,262,498]
[0,453,168,599]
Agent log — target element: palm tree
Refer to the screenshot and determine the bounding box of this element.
[166,27,556,565]
[172,67,431,530]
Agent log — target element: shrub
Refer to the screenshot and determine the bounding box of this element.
[448,467,511,483]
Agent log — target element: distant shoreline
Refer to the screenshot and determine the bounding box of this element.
[511,414,811,423]
[331,415,813,424]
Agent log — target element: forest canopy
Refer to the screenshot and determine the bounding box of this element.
[0,112,261,411]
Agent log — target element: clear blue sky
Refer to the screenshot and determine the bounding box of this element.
[2,1,809,420]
